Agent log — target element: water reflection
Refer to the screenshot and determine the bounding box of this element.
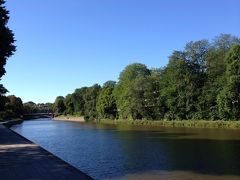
[11,119,240,179]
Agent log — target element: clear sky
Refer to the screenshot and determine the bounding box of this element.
[2,0,240,103]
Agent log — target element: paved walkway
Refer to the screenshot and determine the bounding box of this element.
[0,124,92,180]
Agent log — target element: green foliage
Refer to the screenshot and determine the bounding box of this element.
[213,34,240,51]
[0,86,7,110]
[55,34,240,121]
[160,45,207,120]
[217,45,240,119]
[23,101,36,114]
[0,0,16,78]
[53,96,66,115]
[5,95,23,116]
[96,81,117,119]
[0,0,16,112]
[23,101,52,114]
[72,87,88,115]
[83,84,101,120]
[0,1,20,121]
[197,34,240,119]
[0,95,23,120]
[64,94,74,115]
[53,84,101,121]
[0,109,15,121]
[113,63,151,119]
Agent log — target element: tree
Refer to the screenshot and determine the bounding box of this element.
[64,94,74,115]
[23,101,37,114]
[5,95,23,117]
[148,69,166,119]
[0,84,7,110]
[52,34,240,121]
[96,81,117,119]
[23,102,52,114]
[160,51,190,119]
[53,96,66,115]
[72,87,88,115]
[127,76,160,120]
[0,0,15,78]
[83,84,101,120]
[217,45,240,119]
[185,40,210,73]
[198,35,240,119]
[0,0,16,110]
[213,34,240,51]
[160,40,210,120]
[114,63,151,119]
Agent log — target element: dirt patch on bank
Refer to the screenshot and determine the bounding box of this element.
[54,116,85,122]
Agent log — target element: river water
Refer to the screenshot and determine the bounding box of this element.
[11,119,240,179]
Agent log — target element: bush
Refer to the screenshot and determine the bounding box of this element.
[0,110,16,121]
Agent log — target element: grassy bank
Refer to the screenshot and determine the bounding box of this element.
[98,119,240,129]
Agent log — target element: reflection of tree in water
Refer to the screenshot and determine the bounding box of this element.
[116,130,240,176]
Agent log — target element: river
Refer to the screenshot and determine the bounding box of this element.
[11,118,240,179]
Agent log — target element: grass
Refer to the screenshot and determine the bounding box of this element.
[98,119,240,129]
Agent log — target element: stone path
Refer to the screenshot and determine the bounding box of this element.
[0,124,92,180]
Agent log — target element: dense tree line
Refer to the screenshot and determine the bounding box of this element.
[23,102,53,114]
[0,95,53,120]
[0,95,23,120]
[53,84,101,120]
[53,34,240,121]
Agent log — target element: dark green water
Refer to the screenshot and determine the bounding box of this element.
[11,119,240,179]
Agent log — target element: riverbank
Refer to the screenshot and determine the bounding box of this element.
[0,118,23,128]
[98,119,240,129]
[0,124,92,179]
[54,115,85,122]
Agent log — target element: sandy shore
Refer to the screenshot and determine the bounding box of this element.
[53,116,85,122]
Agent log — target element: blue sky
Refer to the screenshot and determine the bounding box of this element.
[2,0,240,103]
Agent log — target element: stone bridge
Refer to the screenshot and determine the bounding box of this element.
[23,113,53,120]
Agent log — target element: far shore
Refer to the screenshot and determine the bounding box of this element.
[98,119,240,129]
[51,116,240,129]
[54,116,85,122]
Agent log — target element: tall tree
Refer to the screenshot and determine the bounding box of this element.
[0,0,16,110]
[64,94,74,115]
[213,34,240,51]
[72,87,88,115]
[83,84,101,120]
[149,68,166,119]
[160,39,210,120]
[0,84,7,110]
[96,81,117,119]
[0,0,15,78]
[53,96,66,115]
[5,95,23,117]
[127,76,162,120]
[199,34,240,119]
[160,51,190,119]
[114,63,151,119]
[217,45,240,119]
